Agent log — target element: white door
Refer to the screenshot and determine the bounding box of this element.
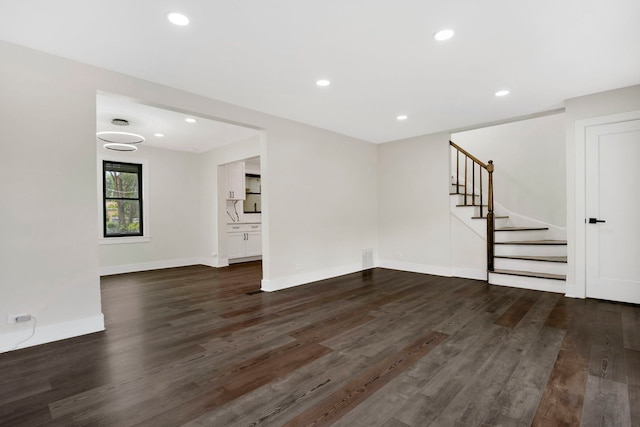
[585,119,640,303]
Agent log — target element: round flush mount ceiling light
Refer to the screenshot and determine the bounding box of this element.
[433,29,455,41]
[397,115,408,121]
[495,89,510,97]
[167,12,189,26]
[103,143,138,152]
[185,118,197,123]
[316,79,331,87]
[96,131,145,144]
[154,133,164,137]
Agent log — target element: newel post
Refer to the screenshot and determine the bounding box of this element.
[486,160,495,273]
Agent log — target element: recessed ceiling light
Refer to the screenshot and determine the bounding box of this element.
[316,79,331,87]
[433,29,455,41]
[167,12,189,26]
[495,90,510,97]
[397,115,408,121]
[154,133,164,137]
[185,118,197,123]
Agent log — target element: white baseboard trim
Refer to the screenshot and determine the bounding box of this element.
[99,257,202,276]
[199,256,228,268]
[451,267,487,281]
[229,256,262,264]
[564,283,585,299]
[378,260,452,278]
[261,263,364,292]
[0,314,104,353]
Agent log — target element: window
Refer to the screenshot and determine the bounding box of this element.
[103,161,143,237]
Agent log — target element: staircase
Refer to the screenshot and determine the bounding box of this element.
[450,141,567,294]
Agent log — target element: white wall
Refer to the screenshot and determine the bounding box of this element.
[377,132,452,276]
[564,84,640,298]
[262,125,378,291]
[0,43,103,351]
[452,113,566,227]
[98,144,202,275]
[0,41,377,350]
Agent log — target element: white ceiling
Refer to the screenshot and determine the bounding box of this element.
[2,0,640,143]
[96,94,260,153]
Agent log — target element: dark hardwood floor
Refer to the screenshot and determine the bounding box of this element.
[1,262,638,426]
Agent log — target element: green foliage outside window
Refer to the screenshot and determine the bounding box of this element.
[103,161,143,237]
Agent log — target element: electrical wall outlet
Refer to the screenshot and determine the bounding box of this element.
[7,313,31,324]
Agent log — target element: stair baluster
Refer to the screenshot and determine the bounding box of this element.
[450,141,495,276]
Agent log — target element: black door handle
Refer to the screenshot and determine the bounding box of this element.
[588,218,606,224]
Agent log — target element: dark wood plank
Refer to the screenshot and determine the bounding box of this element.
[588,309,627,384]
[581,375,632,426]
[623,317,640,351]
[545,295,571,330]
[280,330,447,427]
[626,349,640,427]
[1,263,639,426]
[405,292,557,426]
[480,326,565,426]
[494,291,541,328]
[532,349,589,426]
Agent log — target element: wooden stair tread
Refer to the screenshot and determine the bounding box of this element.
[495,226,549,232]
[472,215,509,219]
[456,204,488,207]
[495,255,567,263]
[496,240,567,245]
[450,193,481,196]
[491,269,566,281]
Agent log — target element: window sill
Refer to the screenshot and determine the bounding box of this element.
[99,236,151,245]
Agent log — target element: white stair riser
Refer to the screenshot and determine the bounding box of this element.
[489,273,566,294]
[495,230,548,242]
[494,258,567,275]
[495,244,567,257]
[455,205,491,218]
[493,217,510,228]
[452,194,482,205]
[470,217,510,228]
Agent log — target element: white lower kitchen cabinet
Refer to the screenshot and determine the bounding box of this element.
[227,223,262,261]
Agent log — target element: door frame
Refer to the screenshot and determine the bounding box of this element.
[570,109,640,298]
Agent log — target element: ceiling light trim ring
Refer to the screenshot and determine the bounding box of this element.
[96,131,145,144]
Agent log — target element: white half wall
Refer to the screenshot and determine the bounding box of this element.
[450,215,487,280]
